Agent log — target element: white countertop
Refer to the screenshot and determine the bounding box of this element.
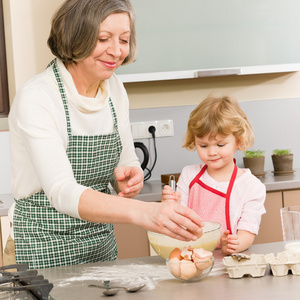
[40,242,300,300]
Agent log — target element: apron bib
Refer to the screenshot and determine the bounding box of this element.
[14,59,122,269]
[188,164,237,235]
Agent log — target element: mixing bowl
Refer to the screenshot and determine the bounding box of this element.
[166,256,214,282]
[147,221,221,259]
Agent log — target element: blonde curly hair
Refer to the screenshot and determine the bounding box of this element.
[183,93,254,151]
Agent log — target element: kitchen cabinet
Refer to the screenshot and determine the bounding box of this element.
[114,224,150,259]
[283,190,300,207]
[253,191,283,244]
[254,189,300,245]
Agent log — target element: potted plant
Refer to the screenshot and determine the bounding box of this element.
[243,150,266,178]
[272,149,294,176]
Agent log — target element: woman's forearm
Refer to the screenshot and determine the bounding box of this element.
[78,188,204,242]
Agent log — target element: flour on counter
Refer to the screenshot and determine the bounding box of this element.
[53,258,225,290]
[54,263,174,290]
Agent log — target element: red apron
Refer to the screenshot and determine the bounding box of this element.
[187,164,237,234]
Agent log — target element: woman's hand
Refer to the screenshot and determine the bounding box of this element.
[139,201,204,241]
[161,185,181,203]
[114,166,144,198]
[220,229,255,255]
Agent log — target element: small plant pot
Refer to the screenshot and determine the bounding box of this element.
[271,154,294,176]
[243,156,266,178]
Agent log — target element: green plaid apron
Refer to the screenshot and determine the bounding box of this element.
[14,58,122,269]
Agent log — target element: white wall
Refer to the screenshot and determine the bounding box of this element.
[0,131,11,193]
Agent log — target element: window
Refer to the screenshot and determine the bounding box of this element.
[0,0,9,117]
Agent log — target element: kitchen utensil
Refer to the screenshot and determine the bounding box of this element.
[280,205,300,252]
[161,173,180,185]
[89,282,145,296]
[103,288,120,296]
[169,175,176,192]
[148,221,221,259]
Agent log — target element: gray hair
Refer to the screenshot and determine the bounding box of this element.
[47,0,137,65]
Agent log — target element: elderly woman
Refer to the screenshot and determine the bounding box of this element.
[6,0,203,269]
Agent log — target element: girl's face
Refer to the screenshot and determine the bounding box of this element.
[195,134,239,174]
[76,13,131,82]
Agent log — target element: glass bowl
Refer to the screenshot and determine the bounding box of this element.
[166,257,215,282]
[147,221,221,259]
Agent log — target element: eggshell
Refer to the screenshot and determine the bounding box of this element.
[168,257,182,278]
[169,247,182,260]
[180,260,198,280]
[193,248,213,259]
[194,257,212,271]
[181,247,193,260]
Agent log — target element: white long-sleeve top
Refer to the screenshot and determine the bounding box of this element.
[8,59,140,221]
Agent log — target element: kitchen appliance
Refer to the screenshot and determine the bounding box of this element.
[0,263,54,300]
[280,205,300,253]
[134,142,149,170]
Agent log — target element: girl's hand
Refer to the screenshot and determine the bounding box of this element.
[114,166,144,198]
[220,230,239,255]
[161,185,181,203]
[220,229,256,255]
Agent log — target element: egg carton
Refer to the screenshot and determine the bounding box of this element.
[266,252,300,276]
[223,254,267,278]
[223,252,300,278]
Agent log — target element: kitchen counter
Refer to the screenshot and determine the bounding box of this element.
[0,193,13,216]
[40,242,299,300]
[1,169,300,209]
[136,168,300,202]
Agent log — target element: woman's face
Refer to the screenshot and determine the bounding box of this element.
[76,13,131,82]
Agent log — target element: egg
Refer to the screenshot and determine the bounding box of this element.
[193,248,213,271]
[180,260,198,280]
[169,247,183,260]
[168,257,182,278]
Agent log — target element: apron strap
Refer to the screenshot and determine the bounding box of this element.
[189,165,207,189]
[225,163,238,234]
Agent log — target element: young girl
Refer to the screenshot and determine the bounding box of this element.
[161,94,266,255]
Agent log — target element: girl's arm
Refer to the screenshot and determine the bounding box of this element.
[220,229,255,255]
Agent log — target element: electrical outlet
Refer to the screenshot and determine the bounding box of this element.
[131,120,174,139]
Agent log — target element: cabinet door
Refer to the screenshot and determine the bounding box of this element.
[253,191,283,244]
[114,224,150,259]
[283,190,300,207]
